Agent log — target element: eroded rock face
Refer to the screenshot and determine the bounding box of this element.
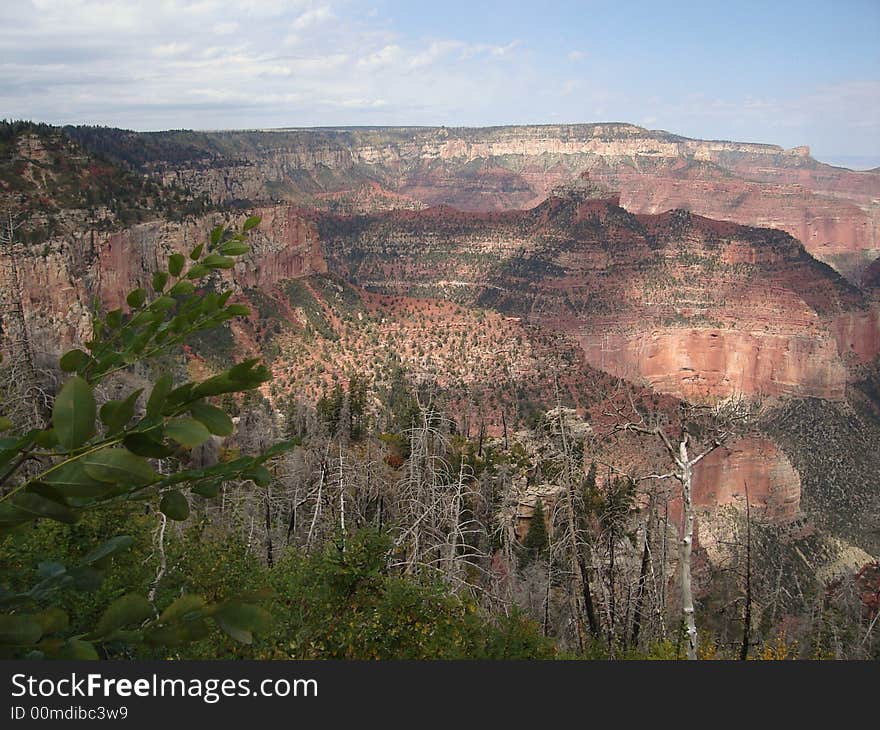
[1,206,325,355]
[829,308,880,364]
[322,192,878,402]
[595,161,880,283]
[94,124,880,284]
[693,436,801,523]
[513,486,563,543]
[577,328,849,401]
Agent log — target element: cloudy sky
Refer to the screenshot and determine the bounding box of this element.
[2,0,879,167]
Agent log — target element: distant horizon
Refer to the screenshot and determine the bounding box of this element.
[2,1,877,164]
[12,115,879,172]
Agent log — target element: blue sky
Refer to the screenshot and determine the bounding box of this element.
[2,0,878,166]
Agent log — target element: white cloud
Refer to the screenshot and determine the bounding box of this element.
[409,41,466,69]
[0,1,533,129]
[1,0,876,161]
[356,44,401,69]
[212,21,239,35]
[152,43,191,57]
[489,41,519,57]
[291,6,333,30]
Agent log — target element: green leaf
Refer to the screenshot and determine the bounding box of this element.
[126,288,146,308]
[164,418,211,448]
[219,240,249,256]
[225,304,250,317]
[33,608,68,635]
[34,429,58,449]
[0,417,11,432]
[165,383,195,409]
[0,614,43,646]
[190,243,205,260]
[81,535,134,566]
[169,280,195,297]
[68,566,104,592]
[160,490,189,521]
[122,433,173,458]
[12,492,77,524]
[159,594,206,623]
[209,225,224,246]
[93,594,152,638]
[229,358,262,379]
[191,368,268,398]
[55,638,98,660]
[42,460,117,498]
[243,215,261,232]
[152,271,169,292]
[106,309,123,328]
[168,253,185,277]
[259,440,297,459]
[202,253,235,269]
[245,465,272,487]
[0,503,29,531]
[99,388,142,435]
[52,376,96,450]
[147,375,172,418]
[212,601,271,645]
[148,296,176,312]
[82,448,157,486]
[37,561,66,579]
[191,480,220,498]
[59,349,89,373]
[185,264,209,280]
[190,402,233,437]
[147,620,210,647]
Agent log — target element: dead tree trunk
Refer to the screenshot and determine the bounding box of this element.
[679,439,698,660]
[631,510,653,649]
[618,422,729,660]
[740,482,752,661]
[264,485,274,567]
[0,215,48,426]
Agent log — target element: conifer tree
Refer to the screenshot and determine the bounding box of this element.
[520,498,549,567]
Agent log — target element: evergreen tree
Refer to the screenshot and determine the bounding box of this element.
[316,382,343,433]
[520,498,549,567]
[348,374,368,439]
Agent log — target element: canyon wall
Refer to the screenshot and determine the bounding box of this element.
[693,436,802,523]
[1,206,325,357]
[88,124,880,284]
[321,190,879,402]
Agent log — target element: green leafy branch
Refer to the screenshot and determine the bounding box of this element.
[0,215,285,657]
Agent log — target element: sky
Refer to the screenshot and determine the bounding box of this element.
[1,0,878,167]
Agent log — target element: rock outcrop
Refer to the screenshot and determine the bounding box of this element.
[320,190,879,402]
[1,206,325,356]
[693,436,801,523]
[68,123,880,284]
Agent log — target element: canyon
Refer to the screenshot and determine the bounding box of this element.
[316,181,879,403]
[65,122,880,284]
[2,122,879,616]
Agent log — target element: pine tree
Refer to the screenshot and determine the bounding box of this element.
[317,382,343,433]
[520,498,549,567]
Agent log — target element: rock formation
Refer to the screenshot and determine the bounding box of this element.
[67,123,880,284]
[319,189,879,402]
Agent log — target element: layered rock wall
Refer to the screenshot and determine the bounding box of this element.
[0,206,325,355]
[126,124,880,283]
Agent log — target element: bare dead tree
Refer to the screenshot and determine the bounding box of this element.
[391,404,487,594]
[306,443,330,554]
[0,214,52,428]
[631,499,654,650]
[607,389,755,659]
[740,482,752,660]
